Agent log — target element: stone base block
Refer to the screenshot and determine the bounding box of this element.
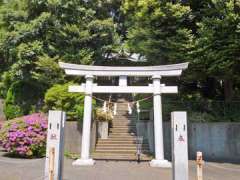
[149,159,172,168]
[72,159,95,166]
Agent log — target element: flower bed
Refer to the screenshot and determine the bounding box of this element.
[0,113,47,158]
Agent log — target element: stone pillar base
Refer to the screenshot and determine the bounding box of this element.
[149,159,172,168]
[72,159,95,166]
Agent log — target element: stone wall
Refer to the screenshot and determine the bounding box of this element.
[64,120,97,154]
[64,120,240,163]
[64,121,82,154]
[137,121,240,163]
[187,122,240,163]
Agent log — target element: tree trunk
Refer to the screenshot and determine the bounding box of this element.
[203,77,217,98]
[224,78,234,103]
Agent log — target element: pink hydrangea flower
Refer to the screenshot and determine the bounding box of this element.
[0,113,48,157]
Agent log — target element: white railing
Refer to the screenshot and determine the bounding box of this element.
[128,103,132,115]
[136,101,140,113]
[102,101,107,112]
[113,103,117,115]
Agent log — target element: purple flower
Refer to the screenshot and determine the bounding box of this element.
[0,113,48,157]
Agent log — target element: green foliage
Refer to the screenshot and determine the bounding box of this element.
[3,81,42,119]
[134,94,153,110]
[0,0,118,118]
[32,55,65,88]
[0,0,240,122]
[189,0,240,101]
[3,104,23,120]
[44,83,95,121]
[162,100,240,122]
[122,0,193,64]
[64,151,79,160]
[95,107,113,122]
[193,0,240,79]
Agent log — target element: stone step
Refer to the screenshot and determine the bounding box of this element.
[108,136,136,139]
[96,144,149,148]
[114,115,136,118]
[106,137,137,140]
[111,124,136,127]
[113,119,136,122]
[111,122,136,125]
[115,114,134,116]
[116,108,129,110]
[110,132,135,135]
[110,125,136,128]
[97,141,149,145]
[97,141,149,148]
[109,126,135,129]
[95,147,150,152]
[95,144,149,148]
[94,149,151,154]
[115,112,132,115]
[96,140,149,146]
[115,104,129,106]
[110,129,136,132]
[109,134,136,137]
[115,108,129,110]
[111,125,135,128]
[112,119,136,121]
[113,118,136,120]
[97,139,138,143]
[109,129,136,133]
[110,127,135,130]
[92,153,153,161]
[112,119,135,121]
[112,118,136,120]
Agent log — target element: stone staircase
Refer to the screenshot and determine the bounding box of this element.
[92,99,152,160]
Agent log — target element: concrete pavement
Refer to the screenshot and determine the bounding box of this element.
[0,154,239,180]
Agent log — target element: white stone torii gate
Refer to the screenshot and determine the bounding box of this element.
[59,62,189,167]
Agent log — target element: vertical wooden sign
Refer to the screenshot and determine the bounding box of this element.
[171,111,188,180]
[44,111,66,180]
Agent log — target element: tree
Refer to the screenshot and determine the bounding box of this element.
[122,0,194,65]
[193,0,240,102]
[0,0,118,117]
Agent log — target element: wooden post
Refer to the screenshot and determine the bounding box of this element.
[196,151,203,180]
[49,147,55,180]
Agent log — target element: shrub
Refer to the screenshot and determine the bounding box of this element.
[3,81,43,119]
[95,108,113,122]
[44,83,95,121]
[3,104,23,120]
[0,113,47,158]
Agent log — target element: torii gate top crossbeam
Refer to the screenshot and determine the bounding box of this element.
[59,62,189,77]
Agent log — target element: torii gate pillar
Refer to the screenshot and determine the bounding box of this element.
[72,75,95,166]
[150,75,171,168]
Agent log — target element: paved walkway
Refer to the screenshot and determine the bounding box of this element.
[0,154,240,180]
